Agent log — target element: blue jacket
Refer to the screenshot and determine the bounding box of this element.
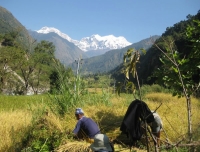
[73,116,100,138]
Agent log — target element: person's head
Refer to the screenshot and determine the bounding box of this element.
[90,134,113,152]
[75,108,84,120]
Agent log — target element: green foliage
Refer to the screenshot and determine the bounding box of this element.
[1,31,19,47]
[116,48,146,98]
[21,116,65,152]
[111,11,200,87]
[152,18,200,142]
[139,84,172,96]
[34,40,55,53]
[49,70,60,94]
[28,40,56,94]
[186,19,200,79]
[0,95,48,111]
[85,74,115,89]
[123,48,142,79]
[29,129,62,151]
[48,65,75,115]
[47,59,88,116]
[0,29,58,95]
[0,7,59,95]
[0,6,34,49]
[153,19,200,97]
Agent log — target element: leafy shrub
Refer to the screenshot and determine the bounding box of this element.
[21,115,66,152]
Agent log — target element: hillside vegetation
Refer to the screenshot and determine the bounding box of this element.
[0,6,34,50]
[111,11,200,86]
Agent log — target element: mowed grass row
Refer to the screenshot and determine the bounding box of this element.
[0,92,200,151]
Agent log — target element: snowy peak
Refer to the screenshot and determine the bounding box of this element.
[37,26,73,42]
[36,27,132,52]
[78,34,132,51]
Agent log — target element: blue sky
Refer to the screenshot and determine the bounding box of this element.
[0,0,199,43]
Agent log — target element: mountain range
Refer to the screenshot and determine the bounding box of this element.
[28,30,88,65]
[1,5,198,87]
[0,5,159,75]
[29,27,159,73]
[36,27,132,57]
[69,35,159,74]
[29,27,133,65]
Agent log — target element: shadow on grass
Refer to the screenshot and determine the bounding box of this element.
[94,110,133,146]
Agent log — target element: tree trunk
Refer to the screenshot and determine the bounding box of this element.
[186,96,192,142]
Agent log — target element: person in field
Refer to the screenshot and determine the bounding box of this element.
[72,108,101,141]
[120,99,163,148]
[149,111,163,147]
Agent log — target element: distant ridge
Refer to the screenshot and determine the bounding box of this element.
[36,27,132,57]
[69,35,160,74]
[29,30,88,65]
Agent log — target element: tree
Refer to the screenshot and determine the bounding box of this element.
[0,31,27,94]
[122,48,142,98]
[0,28,56,94]
[153,19,200,142]
[28,40,56,94]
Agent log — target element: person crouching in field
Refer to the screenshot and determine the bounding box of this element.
[148,111,163,147]
[72,108,101,142]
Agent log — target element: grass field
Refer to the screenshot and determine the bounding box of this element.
[0,90,200,152]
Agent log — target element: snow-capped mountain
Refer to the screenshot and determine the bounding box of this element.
[75,34,132,52]
[36,27,132,52]
[37,26,75,43]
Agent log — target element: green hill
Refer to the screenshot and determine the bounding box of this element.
[111,10,200,86]
[0,6,34,49]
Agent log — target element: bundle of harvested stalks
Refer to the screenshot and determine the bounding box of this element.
[55,141,92,152]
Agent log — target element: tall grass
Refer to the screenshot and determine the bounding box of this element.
[0,95,49,151]
[59,92,200,151]
[144,93,200,144]
[48,62,89,116]
[0,90,199,151]
[0,95,49,111]
[0,110,32,151]
[139,84,172,97]
[48,63,114,116]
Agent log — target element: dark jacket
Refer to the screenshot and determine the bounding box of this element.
[120,99,154,141]
[73,117,101,138]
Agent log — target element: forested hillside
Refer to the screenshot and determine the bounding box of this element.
[0,6,34,50]
[111,10,200,90]
[0,6,70,95]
